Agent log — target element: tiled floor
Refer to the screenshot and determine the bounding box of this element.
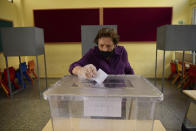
[153,79,189,131]
[0,78,191,131]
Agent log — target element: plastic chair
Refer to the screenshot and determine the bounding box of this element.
[15,62,32,88]
[182,65,196,89]
[168,62,177,80]
[20,62,32,82]
[27,60,38,84]
[172,61,187,85]
[0,69,9,96]
[1,67,20,95]
[15,69,27,88]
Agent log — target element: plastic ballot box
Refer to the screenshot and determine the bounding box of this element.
[43,75,163,131]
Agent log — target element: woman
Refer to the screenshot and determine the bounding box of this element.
[69,28,134,79]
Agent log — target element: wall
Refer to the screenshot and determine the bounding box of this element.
[190,0,196,23]
[0,0,191,78]
[0,0,25,71]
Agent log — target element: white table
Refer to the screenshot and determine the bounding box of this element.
[42,119,166,131]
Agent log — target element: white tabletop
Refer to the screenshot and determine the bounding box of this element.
[42,119,166,131]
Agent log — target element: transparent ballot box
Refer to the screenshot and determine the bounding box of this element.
[43,75,163,131]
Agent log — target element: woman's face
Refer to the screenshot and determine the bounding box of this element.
[98,37,115,52]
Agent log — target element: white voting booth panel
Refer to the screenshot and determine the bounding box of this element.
[43,75,163,131]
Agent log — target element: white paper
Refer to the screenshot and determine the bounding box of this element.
[84,97,122,117]
[91,69,108,84]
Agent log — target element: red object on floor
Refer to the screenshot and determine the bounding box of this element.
[0,69,9,96]
[183,65,196,89]
[1,67,20,95]
[168,62,177,80]
[27,60,38,84]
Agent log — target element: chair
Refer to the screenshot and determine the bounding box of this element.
[168,62,177,80]
[26,60,38,84]
[0,69,9,96]
[15,69,27,88]
[172,61,188,85]
[182,65,196,89]
[15,62,32,87]
[1,67,20,95]
[21,62,32,81]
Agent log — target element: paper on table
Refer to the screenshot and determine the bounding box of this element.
[91,69,108,84]
[84,97,122,117]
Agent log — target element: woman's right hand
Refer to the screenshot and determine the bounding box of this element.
[74,64,97,79]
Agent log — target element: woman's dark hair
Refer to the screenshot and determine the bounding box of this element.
[94,28,120,45]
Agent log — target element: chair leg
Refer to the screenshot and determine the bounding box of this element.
[168,73,174,80]
[0,81,9,96]
[172,74,180,85]
[32,71,38,79]
[176,75,189,89]
[183,79,191,89]
[26,71,34,84]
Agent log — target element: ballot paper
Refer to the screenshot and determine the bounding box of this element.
[91,69,108,84]
[84,97,122,117]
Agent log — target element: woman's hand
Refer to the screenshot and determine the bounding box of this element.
[73,64,97,79]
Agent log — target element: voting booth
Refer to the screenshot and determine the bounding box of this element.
[43,75,163,131]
